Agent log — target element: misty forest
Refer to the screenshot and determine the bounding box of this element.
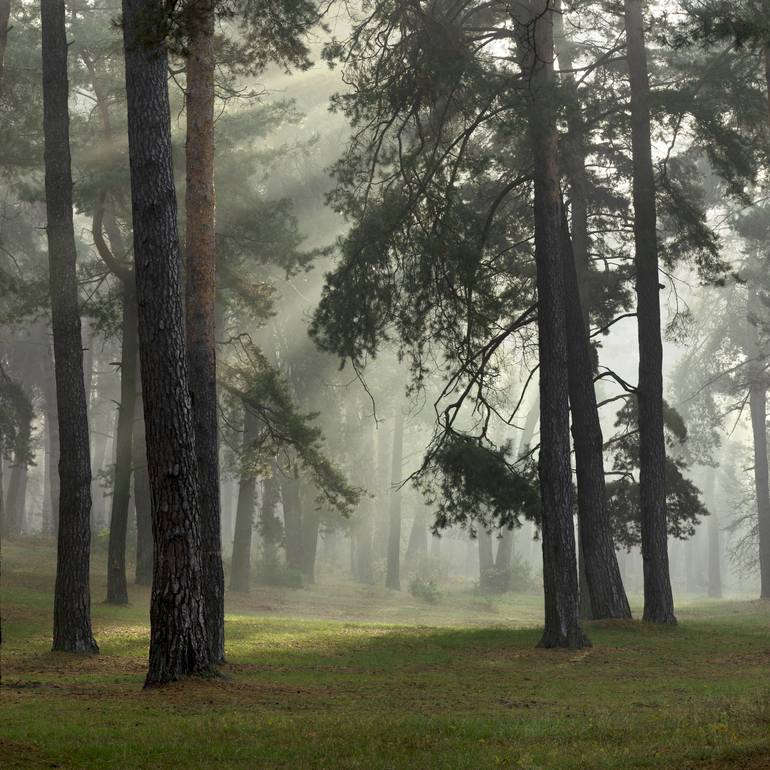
[0,0,769,767]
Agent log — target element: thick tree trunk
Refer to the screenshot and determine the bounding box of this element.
[185,0,224,665]
[4,451,28,536]
[561,218,631,619]
[521,0,587,648]
[623,0,676,624]
[494,527,514,572]
[132,384,152,586]
[41,0,98,654]
[106,289,138,604]
[230,404,260,593]
[122,0,210,684]
[385,407,404,590]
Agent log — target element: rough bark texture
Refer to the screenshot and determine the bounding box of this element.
[385,407,404,590]
[185,0,224,665]
[521,0,587,648]
[106,288,138,604]
[230,404,260,593]
[561,217,631,619]
[624,0,676,624]
[122,0,210,684]
[41,0,98,655]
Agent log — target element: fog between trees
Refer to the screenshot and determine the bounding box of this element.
[0,0,768,686]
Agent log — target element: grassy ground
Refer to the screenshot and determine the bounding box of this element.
[1,539,769,769]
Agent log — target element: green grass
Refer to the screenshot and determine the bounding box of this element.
[1,540,769,769]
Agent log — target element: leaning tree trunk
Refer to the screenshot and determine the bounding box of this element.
[520,0,586,648]
[230,403,260,593]
[385,406,404,590]
[41,0,98,654]
[122,0,210,684]
[624,0,676,624]
[106,288,138,604]
[561,217,631,619]
[185,0,224,665]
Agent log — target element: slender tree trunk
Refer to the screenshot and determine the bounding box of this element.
[132,382,152,586]
[385,406,404,590]
[749,287,770,598]
[106,288,138,604]
[494,527,514,572]
[520,0,587,648]
[185,0,224,665]
[260,472,281,575]
[230,403,259,593]
[405,504,429,564]
[0,0,9,96]
[561,218,631,619]
[41,0,98,654]
[623,0,676,624]
[300,490,320,584]
[122,0,210,684]
[281,472,304,573]
[478,527,494,591]
[43,360,60,538]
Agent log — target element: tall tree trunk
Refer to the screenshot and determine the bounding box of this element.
[494,527,514,572]
[561,218,631,619]
[749,286,770,598]
[260,472,281,575]
[405,504,429,564]
[478,527,494,591]
[623,0,676,624]
[42,360,60,537]
[230,403,259,593]
[106,288,138,604]
[185,0,224,665]
[520,0,586,648]
[0,0,9,96]
[122,0,210,684]
[300,490,320,584]
[385,406,404,590]
[132,381,152,586]
[41,0,98,654]
[281,472,304,573]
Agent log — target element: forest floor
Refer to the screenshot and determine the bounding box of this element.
[1,539,769,769]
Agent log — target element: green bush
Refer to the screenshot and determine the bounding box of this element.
[408,576,442,603]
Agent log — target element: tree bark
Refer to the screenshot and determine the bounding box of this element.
[41,0,98,654]
[385,406,404,590]
[230,403,260,593]
[561,217,632,619]
[520,0,587,648]
[185,0,224,665]
[106,287,138,604]
[300,489,320,584]
[405,504,429,564]
[260,472,281,574]
[42,358,60,537]
[122,0,210,684]
[623,0,676,624]
[281,471,304,573]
